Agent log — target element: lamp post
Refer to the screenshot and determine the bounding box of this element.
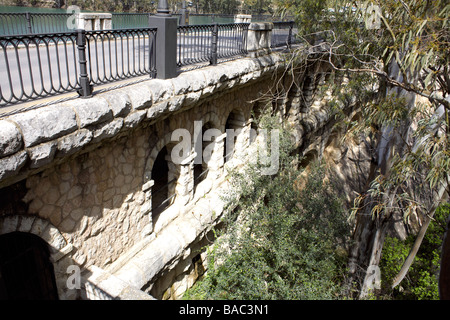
[179,1,189,26]
[156,0,171,15]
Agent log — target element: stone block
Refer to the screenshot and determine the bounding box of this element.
[170,73,192,95]
[0,120,23,158]
[56,129,93,158]
[125,84,153,110]
[123,110,146,129]
[0,150,28,180]
[17,216,35,233]
[168,96,185,112]
[10,104,78,148]
[70,98,113,128]
[146,101,168,120]
[101,91,132,117]
[0,215,19,235]
[28,141,57,169]
[146,79,173,104]
[92,118,123,143]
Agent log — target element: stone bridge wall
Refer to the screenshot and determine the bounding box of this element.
[0,48,342,299]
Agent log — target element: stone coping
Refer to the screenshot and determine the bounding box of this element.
[0,51,288,189]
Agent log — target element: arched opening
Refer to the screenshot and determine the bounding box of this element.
[151,146,170,219]
[194,122,214,193]
[224,110,245,164]
[0,231,58,300]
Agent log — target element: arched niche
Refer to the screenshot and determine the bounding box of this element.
[143,132,180,230]
[0,215,74,299]
[224,108,246,165]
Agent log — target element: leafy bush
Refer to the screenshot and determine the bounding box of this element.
[379,203,450,300]
[183,115,351,300]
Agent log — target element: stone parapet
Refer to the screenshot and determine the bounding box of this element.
[77,13,112,31]
[83,265,155,300]
[247,22,273,58]
[0,51,286,190]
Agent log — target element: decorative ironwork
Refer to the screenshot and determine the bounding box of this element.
[176,23,249,68]
[0,28,157,106]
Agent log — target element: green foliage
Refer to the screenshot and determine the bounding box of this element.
[196,0,240,14]
[183,115,351,300]
[379,203,450,300]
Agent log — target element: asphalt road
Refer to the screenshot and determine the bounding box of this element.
[0,28,293,110]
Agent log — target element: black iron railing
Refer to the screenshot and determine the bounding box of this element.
[271,21,298,48]
[177,24,214,67]
[85,28,157,86]
[217,23,249,60]
[0,31,79,105]
[0,17,298,108]
[177,23,249,68]
[0,28,157,106]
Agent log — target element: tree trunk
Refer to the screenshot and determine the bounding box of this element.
[345,57,418,298]
[440,213,450,299]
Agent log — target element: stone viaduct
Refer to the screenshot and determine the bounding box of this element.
[0,37,352,299]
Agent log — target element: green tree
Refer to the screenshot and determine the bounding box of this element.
[278,0,449,298]
[379,203,449,299]
[242,0,273,15]
[198,0,240,14]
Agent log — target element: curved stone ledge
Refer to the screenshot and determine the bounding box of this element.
[0,52,287,189]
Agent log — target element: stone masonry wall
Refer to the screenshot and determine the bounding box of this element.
[0,51,294,299]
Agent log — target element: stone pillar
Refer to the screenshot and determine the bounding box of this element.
[234,14,251,23]
[77,13,112,31]
[178,152,196,204]
[246,22,273,58]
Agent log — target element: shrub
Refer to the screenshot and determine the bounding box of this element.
[184,115,351,300]
[379,203,450,300]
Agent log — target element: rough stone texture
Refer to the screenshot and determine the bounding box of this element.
[69,98,113,129]
[0,150,28,180]
[0,120,23,158]
[28,141,58,169]
[56,129,93,158]
[10,104,78,148]
[0,47,339,300]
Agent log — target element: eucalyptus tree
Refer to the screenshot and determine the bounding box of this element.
[280,0,449,298]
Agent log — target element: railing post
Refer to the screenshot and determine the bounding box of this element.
[76,29,93,98]
[288,21,293,49]
[25,12,32,34]
[148,0,178,79]
[210,23,218,65]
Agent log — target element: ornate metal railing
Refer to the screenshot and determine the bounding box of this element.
[0,31,79,106]
[177,23,249,68]
[0,28,157,106]
[0,16,298,108]
[85,28,157,86]
[271,21,298,48]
